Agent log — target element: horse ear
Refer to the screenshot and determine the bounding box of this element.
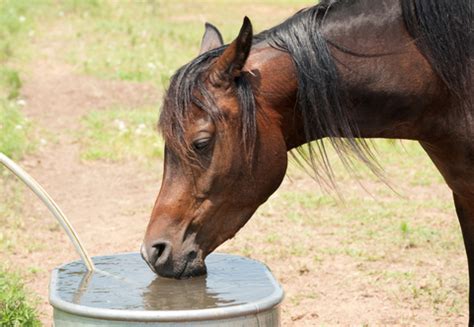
[199,23,224,55]
[209,17,253,88]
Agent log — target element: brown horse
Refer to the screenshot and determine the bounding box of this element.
[141,0,473,323]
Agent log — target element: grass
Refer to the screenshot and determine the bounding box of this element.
[0,0,42,161]
[0,68,21,100]
[69,0,309,162]
[0,29,34,253]
[0,81,38,327]
[0,0,45,64]
[0,100,32,160]
[80,106,164,162]
[0,0,28,62]
[0,52,33,161]
[0,52,34,257]
[58,0,313,88]
[0,267,41,327]
[0,1,43,324]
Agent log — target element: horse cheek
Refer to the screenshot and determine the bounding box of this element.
[254,128,288,203]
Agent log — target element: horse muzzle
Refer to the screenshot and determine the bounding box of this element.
[140,241,207,279]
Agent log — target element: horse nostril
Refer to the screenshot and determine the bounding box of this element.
[187,250,197,260]
[155,243,166,259]
[149,240,172,267]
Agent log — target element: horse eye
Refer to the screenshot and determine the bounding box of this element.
[193,138,211,152]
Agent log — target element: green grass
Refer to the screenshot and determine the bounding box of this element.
[0,1,42,323]
[0,0,29,62]
[0,100,32,160]
[0,68,21,100]
[55,0,312,161]
[0,97,38,327]
[0,267,40,327]
[0,171,25,254]
[80,106,164,162]
[59,0,313,87]
[0,0,44,63]
[0,45,33,256]
[0,3,33,253]
[0,0,38,160]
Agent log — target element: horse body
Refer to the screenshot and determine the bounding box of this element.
[142,0,473,323]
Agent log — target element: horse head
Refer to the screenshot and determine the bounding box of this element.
[141,18,290,278]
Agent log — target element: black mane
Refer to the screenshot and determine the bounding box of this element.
[402,0,472,102]
[159,0,472,182]
[259,2,375,183]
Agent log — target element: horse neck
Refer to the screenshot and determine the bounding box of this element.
[323,0,450,141]
[244,45,304,150]
[245,0,451,151]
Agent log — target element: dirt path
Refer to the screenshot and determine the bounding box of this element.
[14,21,160,324]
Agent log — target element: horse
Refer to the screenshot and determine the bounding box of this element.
[141,0,473,323]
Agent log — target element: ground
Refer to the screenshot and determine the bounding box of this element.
[0,1,469,326]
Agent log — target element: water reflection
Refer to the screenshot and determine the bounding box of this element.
[142,275,233,310]
[72,270,93,304]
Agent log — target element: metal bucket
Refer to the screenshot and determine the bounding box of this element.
[50,253,284,326]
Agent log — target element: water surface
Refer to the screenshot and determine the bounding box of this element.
[54,253,278,311]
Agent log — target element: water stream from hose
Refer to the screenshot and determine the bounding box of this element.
[0,152,95,272]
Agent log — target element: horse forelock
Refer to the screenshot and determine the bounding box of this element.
[158,46,258,165]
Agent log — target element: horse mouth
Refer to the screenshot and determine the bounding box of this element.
[176,257,207,279]
[177,261,189,279]
[140,243,207,279]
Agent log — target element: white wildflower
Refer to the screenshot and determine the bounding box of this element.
[16,99,26,106]
[114,119,127,132]
[19,16,26,23]
[134,123,146,135]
